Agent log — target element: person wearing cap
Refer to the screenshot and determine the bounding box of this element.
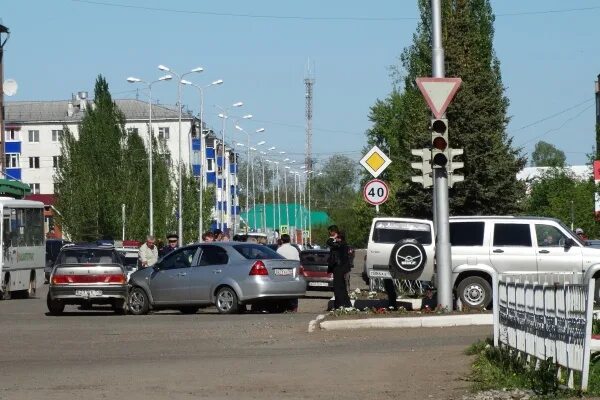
[138,235,158,268]
[159,233,179,257]
[575,228,588,241]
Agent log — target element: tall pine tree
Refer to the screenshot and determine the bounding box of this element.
[367,0,526,218]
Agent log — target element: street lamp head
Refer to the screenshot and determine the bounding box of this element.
[265,159,272,163]
[260,151,267,155]
[158,64,170,72]
[236,142,245,146]
[218,113,227,119]
[190,67,204,73]
[233,102,243,107]
[268,146,276,151]
[212,79,224,85]
[284,158,290,162]
[180,79,193,85]
[234,125,243,131]
[256,141,266,146]
[255,128,265,133]
[285,166,291,169]
[250,147,257,151]
[159,75,172,81]
[242,114,253,119]
[279,151,286,155]
[126,77,141,83]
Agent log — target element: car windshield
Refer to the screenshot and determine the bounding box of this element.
[58,249,117,264]
[372,221,432,245]
[233,244,284,260]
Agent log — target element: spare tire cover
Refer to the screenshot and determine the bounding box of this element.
[389,239,427,279]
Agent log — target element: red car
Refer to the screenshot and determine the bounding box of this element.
[300,248,355,291]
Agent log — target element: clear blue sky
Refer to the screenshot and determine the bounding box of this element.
[2,0,599,166]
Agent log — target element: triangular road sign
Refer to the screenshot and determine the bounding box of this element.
[416,77,462,119]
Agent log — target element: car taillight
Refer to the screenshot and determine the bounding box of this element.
[52,274,126,284]
[249,260,268,276]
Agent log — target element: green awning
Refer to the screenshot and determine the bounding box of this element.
[0,179,31,198]
[240,203,330,230]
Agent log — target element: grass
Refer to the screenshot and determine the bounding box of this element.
[466,338,600,398]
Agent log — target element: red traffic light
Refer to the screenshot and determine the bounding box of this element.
[432,136,448,151]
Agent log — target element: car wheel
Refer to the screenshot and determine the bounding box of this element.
[215,286,239,314]
[27,274,37,298]
[112,299,126,315]
[457,276,492,309]
[46,293,64,315]
[128,287,150,315]
[388,239,427,280]
[179,306,199,314]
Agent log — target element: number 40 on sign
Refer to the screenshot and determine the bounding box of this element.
[363,179,389,206]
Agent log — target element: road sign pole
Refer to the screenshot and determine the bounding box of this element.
[375,204,379,214]
[431,0,453,310]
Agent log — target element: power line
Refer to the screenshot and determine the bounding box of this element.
[72,0,600,21]
[509,97,594,133]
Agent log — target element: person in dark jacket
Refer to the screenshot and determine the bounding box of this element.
[159,233,179,257]
[327,225,352,309]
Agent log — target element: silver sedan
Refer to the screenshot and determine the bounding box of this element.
[128,242,306,315]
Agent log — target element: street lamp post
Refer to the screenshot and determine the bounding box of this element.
[158,64,204,243]
[235,125,265,233]
[126,74,173,236]
[216,103,244,233]
[180,78,224,240]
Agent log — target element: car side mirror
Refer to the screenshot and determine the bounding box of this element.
[564,238,575,249]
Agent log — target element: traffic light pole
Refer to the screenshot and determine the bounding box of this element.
[431,0,453,310]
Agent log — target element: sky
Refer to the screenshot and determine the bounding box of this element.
[2,0,600,167]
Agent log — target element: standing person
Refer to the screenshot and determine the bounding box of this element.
[276,233,300,312]
[277,234,299,260]
[159,233,179,257]
[326,225,352,309]
[202,231,215,242]
[138,235,158,268]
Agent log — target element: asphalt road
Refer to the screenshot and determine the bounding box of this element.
[0,273,491,400]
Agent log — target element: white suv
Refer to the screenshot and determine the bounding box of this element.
[366,216,600,308]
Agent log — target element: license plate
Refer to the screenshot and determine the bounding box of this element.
[75,289,103,297]
[309,282,329,287]
[369,270,392,278]
[274,268,293,276]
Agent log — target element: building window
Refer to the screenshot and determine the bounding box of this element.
[5,129,19,142]
[28,130,40,143]
[206,137,215,148]
[29,183,40,194]
[207,159,215,172]
[127,127,139,135]
[5,154,19,168]
[29,157,40,169]
[53,156,62,169]
[51,130,63,142]
[158,127,170,140]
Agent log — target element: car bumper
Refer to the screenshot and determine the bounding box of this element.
[49,285,128,304]
[304,276,334,289]
[238,278,307,302]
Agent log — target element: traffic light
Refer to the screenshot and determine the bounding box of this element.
[448,148,464,187]
[431,118,449,168]
[410,148,433,188]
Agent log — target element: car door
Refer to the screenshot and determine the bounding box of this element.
[534,223,583,273]
[148,246,199,304]
[188,245,229,302]
[489,223,538,273]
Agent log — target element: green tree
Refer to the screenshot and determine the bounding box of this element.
[55,76,126,241]
[525,167,598,238]
[530,141,566,167]
[310,154,358,211]
[121,130,150,240]
[367,0,526,218]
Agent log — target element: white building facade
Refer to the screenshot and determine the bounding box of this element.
[5,93,240,233]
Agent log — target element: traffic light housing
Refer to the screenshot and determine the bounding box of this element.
[410,149,433,188]
[431,118,449,168]
[448,148,464,188]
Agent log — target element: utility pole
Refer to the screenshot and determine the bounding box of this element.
[431,0,453,310]
[304,60,315,242]
[0,23,10,175]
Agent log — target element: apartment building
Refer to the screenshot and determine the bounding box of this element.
[4,92,239,233]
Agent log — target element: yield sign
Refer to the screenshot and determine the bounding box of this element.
[416,77,462,119]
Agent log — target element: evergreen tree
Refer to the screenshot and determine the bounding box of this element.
[367,0,526,218]
[122,130,150,240]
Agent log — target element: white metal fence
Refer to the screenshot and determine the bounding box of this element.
[493,272,595,390]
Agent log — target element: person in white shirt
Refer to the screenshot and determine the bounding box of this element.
[276,234,299,260]
[138,235,158,268]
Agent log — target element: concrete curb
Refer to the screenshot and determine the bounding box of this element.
[308,314,327,333]
[316,313,493,331]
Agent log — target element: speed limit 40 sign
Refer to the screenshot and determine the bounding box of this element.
[363,179,389,206]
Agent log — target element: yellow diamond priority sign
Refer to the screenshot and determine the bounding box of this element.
[360,145,392,178]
